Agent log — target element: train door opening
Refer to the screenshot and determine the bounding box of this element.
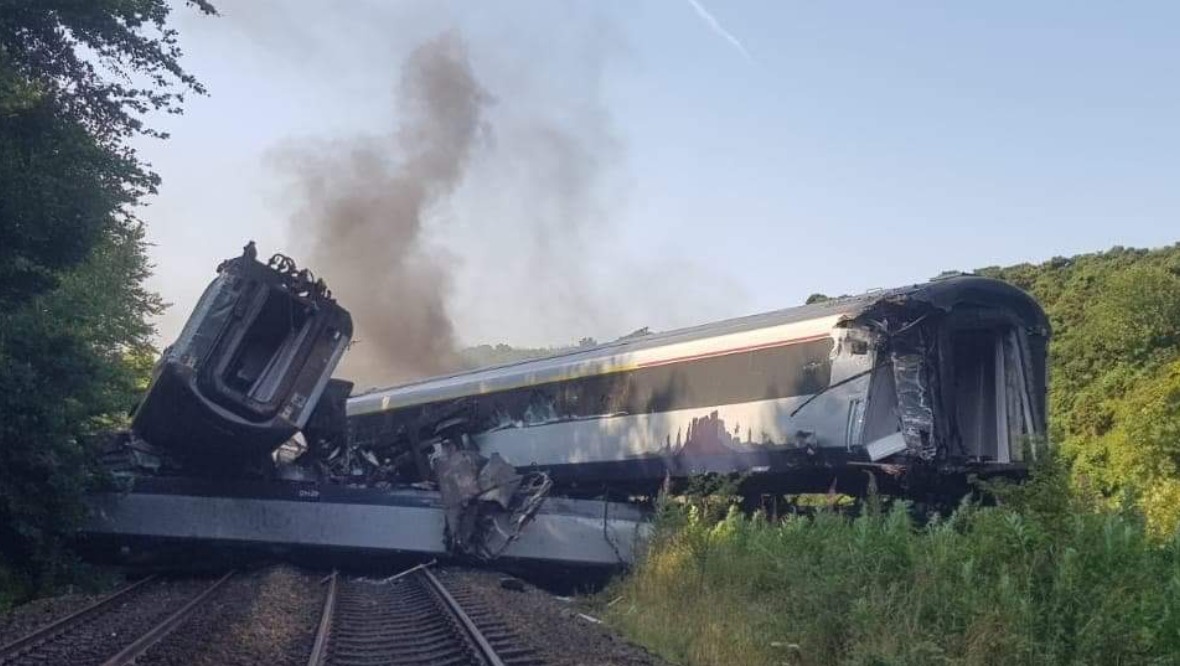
[947,326,1036,463]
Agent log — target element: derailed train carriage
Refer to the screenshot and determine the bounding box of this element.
[346,274,1050,499]
[83,245,1050,568]
[129,246,353,469]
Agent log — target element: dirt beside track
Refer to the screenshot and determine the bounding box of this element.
[134,566,322,666]
[441,568,671,666]
[0,576,216,666]
[1,592,105,648]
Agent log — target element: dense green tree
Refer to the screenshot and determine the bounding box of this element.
[0,95,129,303]
[1084,360,1180,533]
[0,1,212,603]
[982,244,1180,533]
[0,0,215,301]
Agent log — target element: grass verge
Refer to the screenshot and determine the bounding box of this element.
[603,467,1180,665]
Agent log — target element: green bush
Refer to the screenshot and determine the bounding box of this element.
[0,227,158,608]
[606,467,1180,666]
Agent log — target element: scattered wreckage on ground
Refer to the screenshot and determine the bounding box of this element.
[82,243,1051,568]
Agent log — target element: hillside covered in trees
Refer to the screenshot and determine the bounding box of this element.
[978,245,1180,532]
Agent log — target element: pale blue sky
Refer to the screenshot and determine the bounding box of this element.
[138,1,1178,347]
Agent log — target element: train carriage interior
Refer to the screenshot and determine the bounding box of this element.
[942,323,1038,464]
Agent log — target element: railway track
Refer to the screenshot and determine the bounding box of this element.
[308,567,542,666]
[0,572,234,666]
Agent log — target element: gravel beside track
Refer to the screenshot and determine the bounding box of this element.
[0,576,217,666]
[443,569,670,666]
[137,566,322,666]
[0,591,111,648]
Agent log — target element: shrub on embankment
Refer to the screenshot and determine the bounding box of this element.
[605,466,1180,666]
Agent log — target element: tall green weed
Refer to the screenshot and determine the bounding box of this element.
[606,466,1180,665]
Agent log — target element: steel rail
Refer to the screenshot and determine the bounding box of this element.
[99,570,236,666]
[307,567,521,666]
[0,575,158,661]
[418,568,507,666]
[305,571,338,666]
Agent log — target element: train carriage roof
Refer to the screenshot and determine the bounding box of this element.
[348,275,1047,414]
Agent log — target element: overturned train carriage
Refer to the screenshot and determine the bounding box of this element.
[130,247,353,467]
[349,275,1050,498]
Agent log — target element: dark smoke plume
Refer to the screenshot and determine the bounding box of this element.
[285,32,486,388]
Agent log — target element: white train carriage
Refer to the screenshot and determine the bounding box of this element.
[348,274,1050,497]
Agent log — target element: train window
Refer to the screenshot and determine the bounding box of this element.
[509,337,833,419]
[223,288,312,402]
[358,337,837,436]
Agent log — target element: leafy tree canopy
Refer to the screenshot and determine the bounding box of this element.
[0,0,216,303]
[0,0,216,143]
[0,1,211,604]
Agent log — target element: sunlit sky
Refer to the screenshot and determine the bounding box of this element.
[137,1,1178,347]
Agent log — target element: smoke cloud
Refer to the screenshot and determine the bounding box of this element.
[446,32,625,348]
[278,18,746,390]
[284,32,486,388]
